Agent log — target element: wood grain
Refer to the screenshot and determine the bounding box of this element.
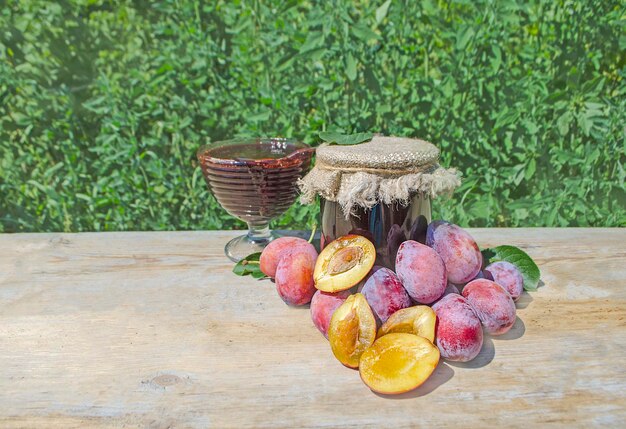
[0,229,625,428]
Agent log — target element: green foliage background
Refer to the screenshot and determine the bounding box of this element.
[1,0,624,232]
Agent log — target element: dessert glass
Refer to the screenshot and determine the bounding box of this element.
[197,138,313,262]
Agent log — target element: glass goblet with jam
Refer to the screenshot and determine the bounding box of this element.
[197,137,313,262]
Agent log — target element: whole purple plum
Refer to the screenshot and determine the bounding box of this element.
[395,240,447,304]
[358,267,411,323]
[484,261,524,301]
[462,279,516,335]
[426,221,482,284]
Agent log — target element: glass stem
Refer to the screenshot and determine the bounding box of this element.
[247,222,271,243]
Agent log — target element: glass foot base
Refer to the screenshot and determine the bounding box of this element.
[225,233,277,262]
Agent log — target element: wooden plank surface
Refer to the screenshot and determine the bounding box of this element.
[0,229,625,428]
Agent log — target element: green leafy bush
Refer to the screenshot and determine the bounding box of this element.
[1,0,624,232]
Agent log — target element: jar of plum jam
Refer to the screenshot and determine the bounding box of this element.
[299,136,460,269]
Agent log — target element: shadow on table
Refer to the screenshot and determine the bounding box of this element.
[516,292,534,309]
[495,316,526,341]
[374,362,454,399]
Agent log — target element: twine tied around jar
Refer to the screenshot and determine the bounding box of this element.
[298,136,461,217]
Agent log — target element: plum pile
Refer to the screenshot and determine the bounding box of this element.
[259,220,530,394]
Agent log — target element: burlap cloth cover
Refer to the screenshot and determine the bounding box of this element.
[298,136,461,217]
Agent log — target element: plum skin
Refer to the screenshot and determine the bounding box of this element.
[260,237,310,278]
[462,279,517,335]
[310,289,352,338]
[431,294,483,362]
[426,220,482,284]
[358,267,411,324]
[433,283,460,305]
[484,261,524,301]
[275,244,318,306]
[395,240,447,304]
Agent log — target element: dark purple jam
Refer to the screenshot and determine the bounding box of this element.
[197,139,313,226]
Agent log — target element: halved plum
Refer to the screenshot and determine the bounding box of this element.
[377,305,436,343]
[328,293,377,368]
[314,235,376,292]
[359,333,440,394]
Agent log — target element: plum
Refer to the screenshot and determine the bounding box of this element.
[432,294,483,362]
[310,289,352,338]
[275,243,318,306]
[426,221,482,284]
[328,293,377,368]
[260,237,311,278]
[395,240,447,304]
[484,261,524,301]
[314,235,376,292]
[408,215,428,244]
[377,305,436,343]
[462,279,516,335]
[358,267,411,324]
[442,283,460,298]
[472,270,486,281]
[359,333,440,394]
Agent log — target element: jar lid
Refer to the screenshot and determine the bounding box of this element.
[298,136,460,217]
[316,136,440,172]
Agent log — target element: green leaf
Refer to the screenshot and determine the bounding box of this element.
[556,111,572,136]
[494,108,520,130]
[490,44,502,72]
[299,47,326,61]
[318,131,373,145]
[248,110,271,122]
[375,0,392,24]
[351,24,379,42]
[275,54,296,72]
[250,270,267,279]
[512,164,525,187]
[456,26,475,50]
[524,158,536,181]
[233,252,267,279]
[346,54,357,81]
[299,32,324,54]
[482,245,541,291]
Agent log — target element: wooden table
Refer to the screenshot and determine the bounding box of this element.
[1,229,625,428]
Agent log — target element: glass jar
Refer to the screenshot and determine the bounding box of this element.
[299,136,460,269]
[320,194,430,269]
